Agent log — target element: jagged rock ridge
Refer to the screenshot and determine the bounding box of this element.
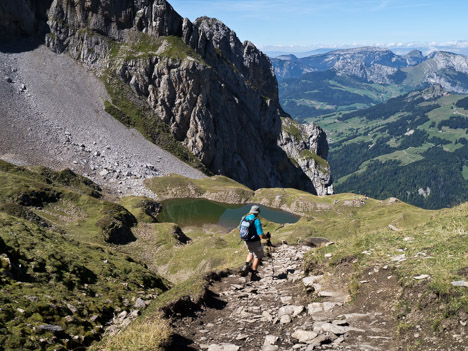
[39,0,331,194]
[279,118,333,195]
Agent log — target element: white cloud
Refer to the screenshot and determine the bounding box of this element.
[261,40,468,56]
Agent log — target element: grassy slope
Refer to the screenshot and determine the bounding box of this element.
[304,201,467,345]
[279,71,409,121]
[2,161,465,350]
[0,161,170,350]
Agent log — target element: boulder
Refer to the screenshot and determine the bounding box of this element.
[291,329,318,343]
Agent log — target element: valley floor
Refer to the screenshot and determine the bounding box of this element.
[0,39,204,198]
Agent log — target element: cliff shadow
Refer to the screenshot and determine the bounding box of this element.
[0,35,48,54]
[0,0,52,53]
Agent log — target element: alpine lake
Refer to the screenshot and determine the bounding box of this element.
[157,198,300,230]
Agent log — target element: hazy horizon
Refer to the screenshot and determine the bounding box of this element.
[169,0,468,56]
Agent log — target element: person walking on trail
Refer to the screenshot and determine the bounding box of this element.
[239,205,270,281]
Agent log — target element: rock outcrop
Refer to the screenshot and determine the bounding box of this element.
[41,0,329,193]
[279,118,333,196]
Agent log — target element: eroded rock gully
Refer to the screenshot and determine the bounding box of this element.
[169,244,399,351]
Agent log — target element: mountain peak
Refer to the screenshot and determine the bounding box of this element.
[276,54,298,61]
[407,84,447,101]
[405,49,424,58]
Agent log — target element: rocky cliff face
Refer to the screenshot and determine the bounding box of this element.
[422,52,468,93]
[278,118,333,196]
[41,0,330,194]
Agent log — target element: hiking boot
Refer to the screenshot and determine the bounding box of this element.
[250,270,261,282]
[240,263,251,277]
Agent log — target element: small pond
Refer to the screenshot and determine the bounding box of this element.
[157,198,300,230]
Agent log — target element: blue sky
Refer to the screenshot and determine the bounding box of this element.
[169,0,468,53]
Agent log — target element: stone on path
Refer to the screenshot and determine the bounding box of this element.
[323,302,342,311]
[264,335,279,345]
[280,296,292,304]
[293,305,305,316]
[208,343,240,351]
[308,302,323,314]
[291,329,318,343]
[262,346,279,351]
[302,275,323,287]
[304,334,334,350]
[280,314,292,324]
[262,310,273,322]
[314,322,366,335]
[278,305,296,317]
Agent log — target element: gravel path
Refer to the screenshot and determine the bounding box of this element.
[0,40,205,198]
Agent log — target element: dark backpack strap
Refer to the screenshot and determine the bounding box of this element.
[248,217,258,241]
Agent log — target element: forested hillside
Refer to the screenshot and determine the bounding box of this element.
[316,86,468,209]
[279,70,409,121]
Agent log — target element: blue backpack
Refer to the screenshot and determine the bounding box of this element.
[239,216,257,241]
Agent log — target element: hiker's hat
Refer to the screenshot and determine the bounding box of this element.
[250,205,260,214]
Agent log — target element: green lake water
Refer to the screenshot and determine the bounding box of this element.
[157,198,300,229]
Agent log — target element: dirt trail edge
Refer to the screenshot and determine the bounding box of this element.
[169,243,400,351]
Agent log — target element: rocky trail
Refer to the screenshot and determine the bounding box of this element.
[169,243,400,351]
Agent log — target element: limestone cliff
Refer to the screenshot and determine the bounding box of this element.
[279,118,333,195]
[7,0,332,194]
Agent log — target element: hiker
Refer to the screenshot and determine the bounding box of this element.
[239,205,270,281]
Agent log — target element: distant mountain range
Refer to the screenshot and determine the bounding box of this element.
[272,47,468,90]
[270,47,468,209]
[272,47,468,122]
[265,44,468,58]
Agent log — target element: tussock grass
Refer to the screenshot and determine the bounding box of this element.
[93,313,171,351]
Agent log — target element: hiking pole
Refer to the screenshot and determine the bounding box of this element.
[270,246,275,280]
[265,232,275,279]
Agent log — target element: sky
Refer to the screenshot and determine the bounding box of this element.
[169,0,468,55]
